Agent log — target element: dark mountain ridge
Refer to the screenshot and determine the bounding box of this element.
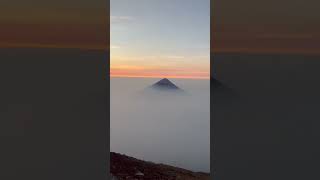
[110,152,210,180]
[150,78,182,91]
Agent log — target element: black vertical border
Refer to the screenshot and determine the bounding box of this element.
[106,0,111,179]
[210,0,216,179]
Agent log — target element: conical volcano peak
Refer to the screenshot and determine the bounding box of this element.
[156,78,175,85]
[151,78,182,91]
[159,78,169,82]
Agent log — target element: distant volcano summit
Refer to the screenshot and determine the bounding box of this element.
[150,78,183,91]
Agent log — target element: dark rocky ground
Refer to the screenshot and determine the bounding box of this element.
[110,152,210,180]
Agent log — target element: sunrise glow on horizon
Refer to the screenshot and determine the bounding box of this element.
[110,52,210,79]
[110,65,210,79]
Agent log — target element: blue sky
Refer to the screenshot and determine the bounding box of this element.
[111,0,210,79]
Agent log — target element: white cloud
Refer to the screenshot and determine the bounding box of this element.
[111,16,135,24]
[165,55,185,59]
[111,45,121,49]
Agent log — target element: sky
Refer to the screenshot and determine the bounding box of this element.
[111,0,210,79]
[0,0,108,50]
[212,0,320,55]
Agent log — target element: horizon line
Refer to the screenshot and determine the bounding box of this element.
[110,74,210,80]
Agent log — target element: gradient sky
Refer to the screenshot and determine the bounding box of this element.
[0,0,108,50]
[111,0,210,79]
[212,0,320,55]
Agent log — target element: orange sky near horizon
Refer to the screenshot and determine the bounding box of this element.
[110,48,210,79]
[110,53,210,79]
[110,64,210,79]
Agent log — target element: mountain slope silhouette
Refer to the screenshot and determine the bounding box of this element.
[151,78,183,91]
[150,78,182,91]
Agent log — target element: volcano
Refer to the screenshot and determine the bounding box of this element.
[150,78,183,91]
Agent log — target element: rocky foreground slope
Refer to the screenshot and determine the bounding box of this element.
[110,152,210,180]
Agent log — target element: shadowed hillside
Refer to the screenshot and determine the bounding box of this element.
[110,152,210,180]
